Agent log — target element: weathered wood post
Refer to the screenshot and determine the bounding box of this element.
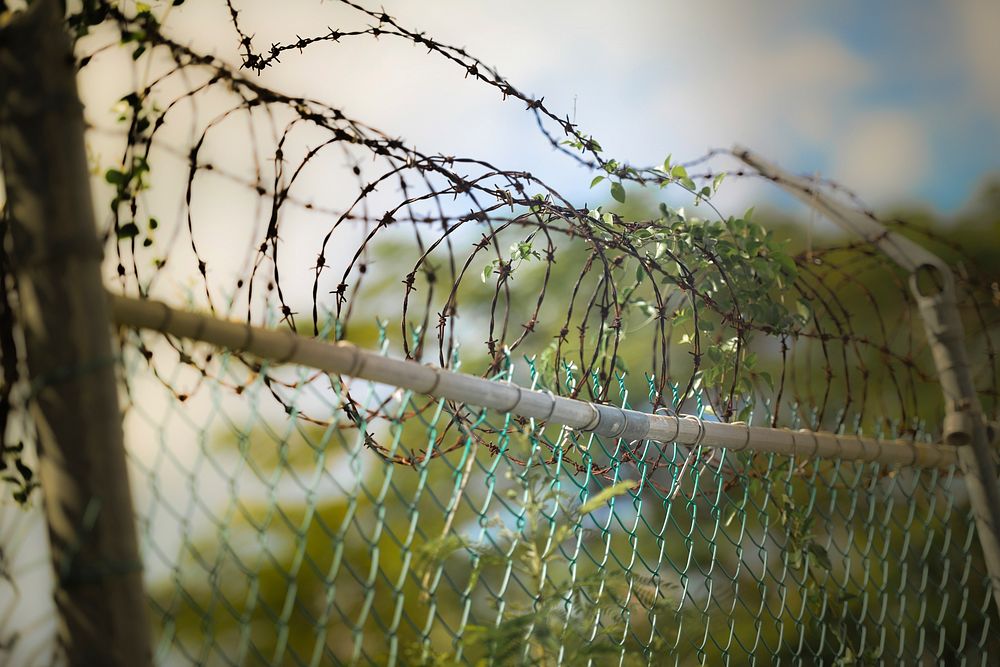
[0,1,152,664]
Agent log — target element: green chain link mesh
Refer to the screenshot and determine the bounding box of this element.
[0,3,996,666]
[120,326,995,666]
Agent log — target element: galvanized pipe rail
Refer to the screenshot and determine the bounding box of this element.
[736,147,1000,619]
[110,293,959,469]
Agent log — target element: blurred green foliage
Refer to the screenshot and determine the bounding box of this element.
[149,179,1000,664]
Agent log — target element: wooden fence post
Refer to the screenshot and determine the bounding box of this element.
[0,1,153,664]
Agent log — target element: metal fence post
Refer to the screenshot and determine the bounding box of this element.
[0,1,153,664]
[737,147,1000,620]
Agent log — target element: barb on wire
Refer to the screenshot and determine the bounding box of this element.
[64,0,997,481]
[16,2,994,664]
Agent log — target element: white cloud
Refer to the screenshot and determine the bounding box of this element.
[649,31,874,158]
[84,0,983,222]
[830,110,931,204]
[952,0,1000,115]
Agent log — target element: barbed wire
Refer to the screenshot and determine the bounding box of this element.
[55,0,1000,481]
[0,3,997,663]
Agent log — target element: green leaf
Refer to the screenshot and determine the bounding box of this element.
[634,300,656,317]
[610,181,626,204]
[578,480,638,516]
[105,169,126,185]
[796,300,811,322]
[413,534,467,576]
[511,240,534,261]
[117,222,140,239]
[670,165,687,180]
[481,263,494,283]
[712,172,726,193]
[736,404,753,423]
[808,543,833,570]
[774,252,798,277]
[759,371,774,392]
[589,175,605,189]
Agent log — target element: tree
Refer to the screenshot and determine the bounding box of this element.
[1,1,997,665]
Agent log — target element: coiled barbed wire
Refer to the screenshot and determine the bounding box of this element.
[61,0,999,479]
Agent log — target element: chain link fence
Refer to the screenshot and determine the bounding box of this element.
[1,1,999,665]
[118,327,991,665]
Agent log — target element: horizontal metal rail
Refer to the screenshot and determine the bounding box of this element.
[735,146,1000,617]
[110,293,960,468]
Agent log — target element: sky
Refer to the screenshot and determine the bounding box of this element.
[5,4,1000,663]
[138,0,1000,215]
[65,0,1000,339]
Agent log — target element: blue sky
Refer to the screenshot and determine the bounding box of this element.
[196,0,997,214]
[801,2,999,209]
[80,0,1000,238]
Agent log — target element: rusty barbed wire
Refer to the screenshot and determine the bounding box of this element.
[67,0,1000,482]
